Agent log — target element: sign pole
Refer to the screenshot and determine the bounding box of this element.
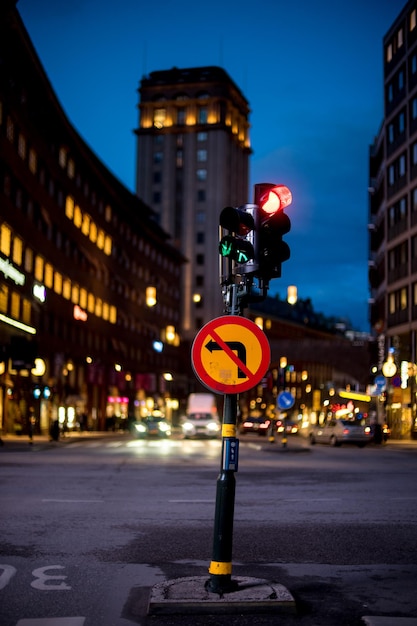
[207,392,239,594]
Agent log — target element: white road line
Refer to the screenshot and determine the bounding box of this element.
[16,618,85,625]
[169,499,215,503]
[42,499,103,503]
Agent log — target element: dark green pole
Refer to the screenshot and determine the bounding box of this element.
[207,393,239,594]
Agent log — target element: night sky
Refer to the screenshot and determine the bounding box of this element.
[18,0,405,330]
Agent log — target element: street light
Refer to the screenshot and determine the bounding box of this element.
[287,285,297,305]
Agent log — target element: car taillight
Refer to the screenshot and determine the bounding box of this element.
[343,429,349,435]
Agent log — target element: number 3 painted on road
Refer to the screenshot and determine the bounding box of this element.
[31,565,71,590]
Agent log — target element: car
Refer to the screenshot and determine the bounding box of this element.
[239,416,270,436]
[309,418,371,447]
[276,419,299,435]
[181,412,221,439]
[133,413,171,438]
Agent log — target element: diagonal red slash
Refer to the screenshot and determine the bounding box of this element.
[209,328,253,379]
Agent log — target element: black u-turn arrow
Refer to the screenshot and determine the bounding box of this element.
[205,340,247,378]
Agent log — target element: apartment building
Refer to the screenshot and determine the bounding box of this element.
[369,0,417,438]
[135,67,251,339]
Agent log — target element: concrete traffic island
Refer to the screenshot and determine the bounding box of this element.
[147,576,296,615]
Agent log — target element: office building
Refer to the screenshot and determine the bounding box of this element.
[0,4,186,435]
[135,66,251,339]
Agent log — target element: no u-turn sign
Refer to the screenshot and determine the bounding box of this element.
[191,315,271,394]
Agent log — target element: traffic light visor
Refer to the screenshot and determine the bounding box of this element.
[255,184,292,215]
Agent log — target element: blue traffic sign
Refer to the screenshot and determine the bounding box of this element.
[374,375,386,389]
[277,391,295,410]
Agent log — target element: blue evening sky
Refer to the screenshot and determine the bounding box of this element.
[18,0,404,330]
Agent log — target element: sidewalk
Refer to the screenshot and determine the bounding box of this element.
[0,429,123,448]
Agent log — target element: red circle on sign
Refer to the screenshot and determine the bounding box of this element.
[191,315,270,394]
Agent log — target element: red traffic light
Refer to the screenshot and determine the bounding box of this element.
[254,183,292,216]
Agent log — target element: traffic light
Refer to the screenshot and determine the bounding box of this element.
[219,205,257,274]
[254,183,292,279]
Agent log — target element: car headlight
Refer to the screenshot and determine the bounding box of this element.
[207,421,220,432]
[182,422,194,432]
[134,423,147,433]
[158,422,170,433]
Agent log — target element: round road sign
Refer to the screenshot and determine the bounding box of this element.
[191,315,270,394]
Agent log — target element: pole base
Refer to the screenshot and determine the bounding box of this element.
[205,574,239,595]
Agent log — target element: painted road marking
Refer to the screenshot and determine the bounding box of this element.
[17,619,85,625]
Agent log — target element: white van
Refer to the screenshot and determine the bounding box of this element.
[181,393,221,439]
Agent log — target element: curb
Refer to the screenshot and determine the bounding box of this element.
[148,576,296,615]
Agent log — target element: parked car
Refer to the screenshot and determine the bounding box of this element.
[309,419,371,447]
[239,416,270,436]
[133,413,171,438]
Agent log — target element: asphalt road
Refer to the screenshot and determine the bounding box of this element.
[0,433,417,626]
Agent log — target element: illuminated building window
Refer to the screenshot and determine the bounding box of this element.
[22,299,31,324]
[62,279,71,300]
[18,134,26,159]
[54,272,62,294]
[401,287,408,309]
[28,149,37,174]
[398,28,403,48]
[10,292,19,319]
[24,248,33,273]
[154,108,166,128]
[197,132,207,142]
[81,213,90,236]
[104,236,112,256]
[12,236,22,265]
[197,169,207,181]
[105,205,112,222]
[197,149,207,162]
[102,302,109,320]
[59,147,67,168]
[71,284,79,304]
[411,9,417,31]
[34,256,44,282]
[74,205,82,228]
[65,196,74,219]
[386,43,393,63]
[109,306,117,324]
[87,293,94,313]
[44,263,53,288]
[97,230,104,250]
[95,298,102,317]
[67,158,75,179]
[79,288,87,309]
[0,223,11,256]
[89,222,97,243]
[0,285,8,313]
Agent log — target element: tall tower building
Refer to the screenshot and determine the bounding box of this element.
[135,66,251,340]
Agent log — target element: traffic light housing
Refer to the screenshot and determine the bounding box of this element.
[254,183,292,279]
[219,205,257,274]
